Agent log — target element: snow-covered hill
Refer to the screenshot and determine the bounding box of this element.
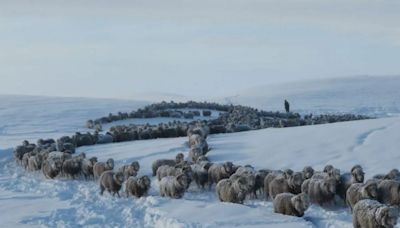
[1,93,400,227]
[224,76,400,117]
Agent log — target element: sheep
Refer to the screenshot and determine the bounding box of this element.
[273,193,310,217]
[27,154,43,171]
[22,152,32,170]
[191,162,212,189]
[118,161,140,180]
[264,169,293,199]
[378,180,400,205]
[99,171,125,197]
[93,158,115,179]
[303,166,314,180]
[157,164,193,189]
[41,158,63,179]
[254,169,271,198]
[374,169,400,181]
[13,142,35,165]
[96,133,114,144]
[159,174,188,199]
[151,153,184,176]
[337,165,365,201]
[47,151,72,162]
[346,181,379,211]
[269,172,304,199]
[81,157,98,180]
[216,175,248,204]
[125,176,151,198]
[189,146,205,163]
[353,199,398,228]
[208,162,235,185]
[307,177,337,206]
[62,154,85,179]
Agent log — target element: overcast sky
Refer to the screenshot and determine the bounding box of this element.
[0,0,399,100]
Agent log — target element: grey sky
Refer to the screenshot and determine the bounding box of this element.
[0,0,399,100]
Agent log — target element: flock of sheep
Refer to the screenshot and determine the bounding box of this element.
[10,101,397,228]
[12,123,400,228]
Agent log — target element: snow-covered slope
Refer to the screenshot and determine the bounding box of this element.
[225,76,400,117]
[1,95,400,227]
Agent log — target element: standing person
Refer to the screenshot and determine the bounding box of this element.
[284,99,290,113]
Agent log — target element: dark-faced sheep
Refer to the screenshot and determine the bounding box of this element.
[378,180,400,206]
[353,199,398,228]
[62,153,85,179]
[338,165,365,201]
[208,162,235,185]
[99,171,124,197]
[307,177,337,206]
[346,181,378,211]
[303,166,314,180]
[119,161,140,180]
[125,176,151,198]
[151,153,184,176]
[191,162,212,189]
[81,157,98,180]
[216,175,248,204]
[93,158,114,179]
[159,174,188,199]
[269,172,304,199]
[254,169,271,198]
[273,193,310,217]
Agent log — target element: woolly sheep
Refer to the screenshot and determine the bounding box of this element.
[346,181,378,211]
[28,154,43,172]
[307,177,337,206]
[159,174,188,199]
[264,169,293,199]
[338,165,365,200]
[208,162,235,185]
[378,180,400,205]
[99,171,124,197]
[273,193,310,217]
[125,176,151,198]
[93,158,115,179]
[269,172,304,199]
[254,169,271,197]
[353,199,398,228]
[96,133,114,144]
[151,153,184,176]
[62,155,84,179]
[216,175,248,204]
[41,158,63,179]
[191,162,212,189]
[81,157,98,180]
[118,161,140,180]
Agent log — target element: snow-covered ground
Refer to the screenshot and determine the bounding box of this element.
[1,80,400,227]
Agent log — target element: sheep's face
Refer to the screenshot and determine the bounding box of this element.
[323,165,334,173]
[387,169,400,180]
[107,159,114,169]
[175,153,184,164]
[224,162,234,175]
[131,161,140,172]
[290,172,304,188]
[114,172,125,185]
[283,169,294,179]
[352,168,365,183]
[89,157,98,166]
[303,167,314,179]
[140,176,151,189]
[364,183,378,199]
[292,193,310,213]
[328,169,341,183]
[176,174,188,188]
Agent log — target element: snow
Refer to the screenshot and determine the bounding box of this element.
[1,83,400,227]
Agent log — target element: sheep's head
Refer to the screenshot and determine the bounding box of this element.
[323,165,334,173]
[363,182,378,200]
[303,166,314,179]
[351,166,365,183]
[139,176,151,189]
[175,153,184,164]
[106,158,114,170]
[131,161,140,172]
[386,169,400,180]
[196,155,209,163]
[89,157,98,166]
[283,169,294,179]
[292,193,310,214]
[289,172,304,190]
[328,168,341,183]
[376,206,399,228]
[114,172,125,185]
[223,162,234,175]
[79,152,86,159]
[176,174,188,189]
[234,176,250,195]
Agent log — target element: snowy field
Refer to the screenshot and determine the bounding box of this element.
[1,77,400,227]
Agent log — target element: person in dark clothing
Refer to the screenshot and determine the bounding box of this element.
[284,100,290,113]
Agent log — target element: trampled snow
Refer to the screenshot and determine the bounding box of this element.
[0,88,400,227]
